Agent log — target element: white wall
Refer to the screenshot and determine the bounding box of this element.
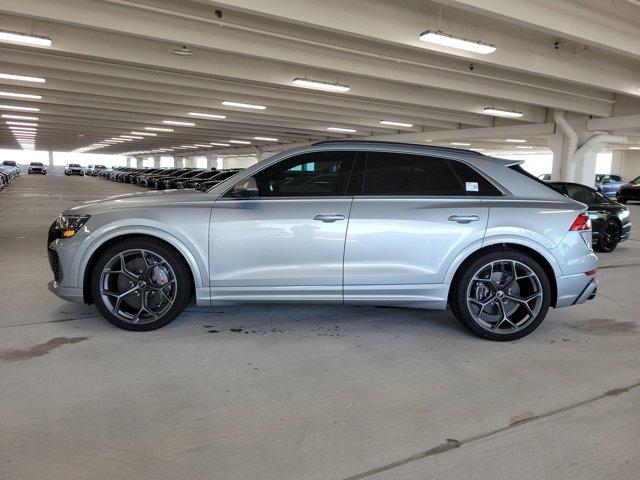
[620,151,640,181]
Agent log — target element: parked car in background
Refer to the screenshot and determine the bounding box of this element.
[48,141,598,341]
[550,182,630,253]
[617,176,640,204]
[0,163,20,189]
[594,174,626,197]
[538,173,551,181]
[92,165,107,176]
[65,164,84,176]
[28,162,47,174]
[2,160,19,169]
[178,169,242,189]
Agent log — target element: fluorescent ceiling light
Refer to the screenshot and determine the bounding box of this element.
[450,142,471,146]
[116,138,133,141]
[194,144,211,148]
[419,30,496,54]
[6,121,38,126]
[130,131,157,136]
[188,112,226,119]
[221,100,266,110]
[0,91,42,99]
[2,114,38,120]
[210,142,230,147]
[327,127,356,133]
[120,135,143,139]
[380,120,414,128]
[516,146,533,149]
[162,120,195,126]
[483,107,523,118]
[0,31,52,47]
[180,145,196,148]
[145,126,174,132]
[254,136,278,142]
[628,146,640,150]
[292,78,350,93]
[9,125,37,130]
[0,72,46,83]
[0,104,39,112]
[505,138,527,143]
[470,148,485,151]
[229,140,251,144]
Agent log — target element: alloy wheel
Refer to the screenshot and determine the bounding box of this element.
[600,221,620,251]
[466,259,543,334]
[99,249,177,324]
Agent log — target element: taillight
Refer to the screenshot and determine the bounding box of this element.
[570,212,591,231]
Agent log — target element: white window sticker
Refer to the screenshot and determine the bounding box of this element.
[465,181,479,192]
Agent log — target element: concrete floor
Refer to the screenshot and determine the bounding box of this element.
[1,172,639,480]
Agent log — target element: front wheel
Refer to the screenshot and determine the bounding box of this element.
[451,250,551,341]
[91,238,192,331]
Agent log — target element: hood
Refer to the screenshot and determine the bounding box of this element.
[65,189,217,215]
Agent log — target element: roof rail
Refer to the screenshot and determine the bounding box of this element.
[311,139,483,155]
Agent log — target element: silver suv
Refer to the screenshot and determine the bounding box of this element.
[48,141,597,340]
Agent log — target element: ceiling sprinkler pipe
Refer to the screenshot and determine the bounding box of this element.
[553,110,579,181]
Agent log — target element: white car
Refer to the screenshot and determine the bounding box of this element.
[64,164,84,176]
[28,162,47,174]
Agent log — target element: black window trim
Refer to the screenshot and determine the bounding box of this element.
[355,151,505,198]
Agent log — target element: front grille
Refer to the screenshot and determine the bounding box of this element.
[48,249,63,282]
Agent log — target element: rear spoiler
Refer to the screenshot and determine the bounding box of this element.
[484,157,525,167]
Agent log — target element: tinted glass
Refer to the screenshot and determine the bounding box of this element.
[252,151,355,197]
[565,185,597,205]
[449,161,502,196]
[362,152,465,196]
[610,175,623,182]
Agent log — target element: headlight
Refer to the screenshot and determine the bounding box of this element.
[50,215,90,239]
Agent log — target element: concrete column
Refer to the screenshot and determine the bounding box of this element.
[174,157,183,168]
[135,157,143,168]
[184,157,195,168]
[546,133,565,181]
[153,155,161,168]
[47,150,54,167]
[610,151,624,176]
[205,153,218,170]
[127,157,134,167]
[620,150,640,180]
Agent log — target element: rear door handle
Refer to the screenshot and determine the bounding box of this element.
[448,214,480,224]
[313,214,346,223]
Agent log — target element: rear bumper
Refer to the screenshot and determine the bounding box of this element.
[555,273,598,308]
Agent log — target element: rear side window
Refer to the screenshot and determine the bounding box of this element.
[361,152,501,196]
[448,161,502,196]
[363,152,464,196]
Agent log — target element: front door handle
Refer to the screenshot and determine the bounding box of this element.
[313,214,346,223]
[448,214,480,224]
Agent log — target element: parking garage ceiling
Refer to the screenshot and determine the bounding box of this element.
[0,0,639,157]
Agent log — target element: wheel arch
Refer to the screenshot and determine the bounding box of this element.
[82,232,201,304]
[447,242,559,308]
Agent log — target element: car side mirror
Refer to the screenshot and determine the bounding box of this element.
[230,177,258,198]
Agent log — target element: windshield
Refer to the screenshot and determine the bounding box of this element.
[2,161,17,166]
[31,162,43,166]
[68,164,81,167]
[633,176,640,183]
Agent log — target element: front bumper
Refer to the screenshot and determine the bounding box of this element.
[48,280,84,303]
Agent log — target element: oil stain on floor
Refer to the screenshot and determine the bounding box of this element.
[564,318,638,336]
[0,336,88,362]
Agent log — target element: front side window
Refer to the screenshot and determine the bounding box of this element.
[250,151,356,197]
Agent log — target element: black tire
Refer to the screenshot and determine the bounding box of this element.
[90,237,192,331]
[617,197,627,204]
[450,249,551,341]
[594,219,620,253]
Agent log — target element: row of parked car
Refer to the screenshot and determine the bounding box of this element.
[539,173,640,203]
[1,160,21,190]
[98,166,243,191]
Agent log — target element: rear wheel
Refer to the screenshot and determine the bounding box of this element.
[91,238,192,331]
[595,219,620,253]
[451,250,551,341]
